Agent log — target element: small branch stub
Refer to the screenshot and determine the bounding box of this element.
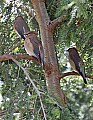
[47,16,67,31]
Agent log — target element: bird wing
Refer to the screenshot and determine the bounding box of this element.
[39,41,44,68]
[69,51,81,70]
[68,48,87,84]
[70,52,86,79]
[29,34,44,68]
[24,33,44,68]
[28,34,40,59]
[14,16,30,39]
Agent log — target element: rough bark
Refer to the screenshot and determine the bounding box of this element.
[31,0,67,106]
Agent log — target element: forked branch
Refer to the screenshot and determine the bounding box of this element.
[47,16,67,31]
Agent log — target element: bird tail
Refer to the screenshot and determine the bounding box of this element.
[77,62,87,84]
[39,42,44,69]
[14,16,30,39]
[82,75,87,84]
[79,71,87,84]
[83,78,87,84]
[41,59,45,70]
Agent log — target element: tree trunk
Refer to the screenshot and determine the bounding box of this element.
[31,0,67,107]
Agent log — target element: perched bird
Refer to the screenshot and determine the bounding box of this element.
[14,16,30,39]
[67,47,87,84]
[14,16,44,69]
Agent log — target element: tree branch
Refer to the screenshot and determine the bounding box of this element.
[0,54,51,70]
[0,54,38,62]
[10,56,47,120]
[47,16,67,31]
[0,110,6,116]
[59,71,93,79]
[5,42,23,55]
[86,74,93,79]
[59,71,79,79]
[28,9,36,19]
[1,54,92,80]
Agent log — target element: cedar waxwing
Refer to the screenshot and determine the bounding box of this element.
[14,16,30,39]
[14,16,44,69]
[67,47,87,84]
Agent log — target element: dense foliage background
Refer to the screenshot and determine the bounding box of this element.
[0,0,93,119]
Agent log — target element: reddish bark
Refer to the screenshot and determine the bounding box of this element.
[31,0,67,106]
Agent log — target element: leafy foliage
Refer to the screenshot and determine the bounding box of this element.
[0,0,93,120]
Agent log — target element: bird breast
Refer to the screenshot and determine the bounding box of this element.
[24,39,37,58]
[68,55,76,71]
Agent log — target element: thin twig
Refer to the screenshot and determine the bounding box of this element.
[0,110,6,116]
[9,56,47,120]
[5,42,24,55]
[5,38,22,54]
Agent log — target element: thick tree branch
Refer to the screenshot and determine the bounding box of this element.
[0,54,38,62]
[59,71,93,79]
[48,16,67,31]
[0,54,51,70]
